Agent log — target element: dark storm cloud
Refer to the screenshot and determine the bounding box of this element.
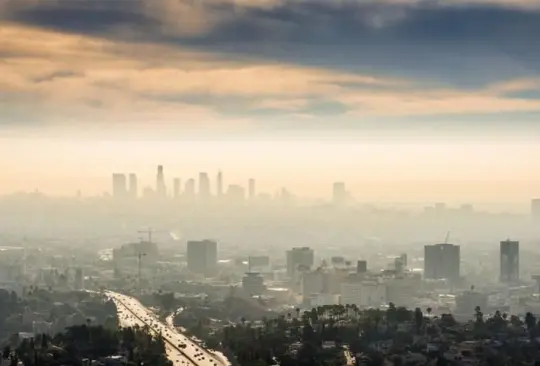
[181,1,540,86]
[4,0,540,87]
[4,0,152,34]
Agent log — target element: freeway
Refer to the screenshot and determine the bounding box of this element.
[106,291,227,366]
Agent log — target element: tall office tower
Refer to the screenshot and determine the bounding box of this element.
[286,247,315,278]
[424,244,460,282]
[500,239,519,283]
[128,173,138,198]
[184,178,195,196]
[186,240,218,277]
[112,173,127,198]
[532,199,540,221]
[357,260,367,274]
[216,171,223,197]
[156,165,166,197]
[399,253,408,267]
[248,178,256,199]
[332,182,346,205]
[173,178,181,198]
[198,172,210,198]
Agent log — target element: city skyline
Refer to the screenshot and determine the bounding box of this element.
[1,138,540,207]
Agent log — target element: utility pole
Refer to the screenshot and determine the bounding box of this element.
[137,251,147,295]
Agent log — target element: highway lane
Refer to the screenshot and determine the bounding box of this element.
[107,291,227,366]
[166,309,231,366]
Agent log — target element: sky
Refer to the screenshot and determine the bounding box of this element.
[1,0,540,201]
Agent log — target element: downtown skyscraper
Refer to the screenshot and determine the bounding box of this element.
[216,171,223,197]
[156,165,166,198]
[112,173,127,198]
[199,172,210,198]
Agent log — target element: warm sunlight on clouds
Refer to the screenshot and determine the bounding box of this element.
[2,23,540,128]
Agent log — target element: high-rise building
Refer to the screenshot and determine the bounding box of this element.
[74,268,84,290]
[198,172,210,198]
[128,173,138,198]
[186,240,218,277]
[184,178,195,196]
[242,272,266,296]
[301,270,326,298]
[424,244,460,282]
[500,240,519,283]
[332,182,347,205]
[156,165,166,197]
[286,247,314,278]
[216,171,223,197]
[399,253,408,267]
[248,178,256,200]
[356,260,367,274]
[532,199,540,221]
[112,173,127,198]
[173,178,181,198]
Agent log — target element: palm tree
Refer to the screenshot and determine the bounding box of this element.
[525,312,536,333]
[474,306,483,324]
[414,308,423,334]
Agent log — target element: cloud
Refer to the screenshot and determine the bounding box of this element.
[2,0,540,89]
[32,70,85,83]
[1,1,540,128]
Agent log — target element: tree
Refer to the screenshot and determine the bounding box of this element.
[387,303,397,324]
[510,314,523,327]
[525,312,536,332]
[414,308,423,334]
[474,306,484,325]
[439,313,456,328]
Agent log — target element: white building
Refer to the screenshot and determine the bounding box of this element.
[286,247,314,278]
[308,293,339,307]
[242,272,266,296]
[301,270,326,298]
[340,281,386,308]
[386,274,421,307]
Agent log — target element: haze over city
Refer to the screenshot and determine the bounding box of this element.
[1,0,540,365]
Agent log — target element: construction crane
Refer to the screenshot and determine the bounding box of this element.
[138,227,155,244]
[444,231,451,244]
[135,228,155,294]
[136,227,166,294]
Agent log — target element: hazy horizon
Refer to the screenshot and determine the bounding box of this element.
[0,137,538,209]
